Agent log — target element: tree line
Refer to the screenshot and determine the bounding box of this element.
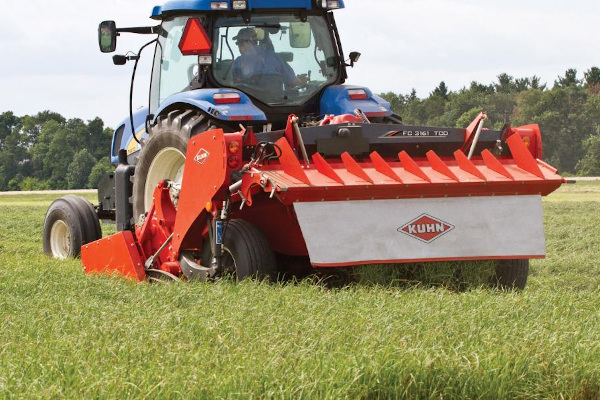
[1,67,599,192]
[0,111,113,191]
[380,67,600,175]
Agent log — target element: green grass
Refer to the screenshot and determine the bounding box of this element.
[1,184,600,399]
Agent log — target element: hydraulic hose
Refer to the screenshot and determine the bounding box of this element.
[129,39,157,144]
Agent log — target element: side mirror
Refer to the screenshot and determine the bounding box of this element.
[348,51,361,67]
[112,54,140,65]
[112,55,127,65]
[99,21,117,53]
[289,22,311,48]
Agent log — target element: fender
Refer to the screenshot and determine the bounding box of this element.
[111,107,150,165]
[320,85,392,118]
[153,89,267,124]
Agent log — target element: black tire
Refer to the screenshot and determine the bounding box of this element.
[63,195,102,244]
[203,220,276,281]
[43,196,101,259]
[132,109,221,223]
[493,259,529,290]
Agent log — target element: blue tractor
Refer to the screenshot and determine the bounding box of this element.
[98,0,395,227]
[42,0,565,288]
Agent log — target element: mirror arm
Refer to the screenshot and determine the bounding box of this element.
[117,26,160,35]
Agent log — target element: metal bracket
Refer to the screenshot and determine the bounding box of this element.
[468,113,488,160]
[144,233,173,270]
[354,108,370,123]
[291,116,310,165]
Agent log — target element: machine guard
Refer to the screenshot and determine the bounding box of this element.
[294,195,546,267]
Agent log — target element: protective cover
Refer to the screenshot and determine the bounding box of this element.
[294,195,546,266]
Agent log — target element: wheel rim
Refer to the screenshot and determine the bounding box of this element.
[50,220,71,259]
[144,146,186,212]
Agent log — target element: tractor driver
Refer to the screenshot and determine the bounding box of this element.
[231,28,306,91]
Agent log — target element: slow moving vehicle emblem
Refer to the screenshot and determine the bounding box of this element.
[398,214,455,243]
[194,149,210,165]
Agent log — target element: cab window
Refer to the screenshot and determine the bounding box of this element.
[212,14,339,106]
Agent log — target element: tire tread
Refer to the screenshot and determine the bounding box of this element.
[132,109,227,221]
[223,220,276,280]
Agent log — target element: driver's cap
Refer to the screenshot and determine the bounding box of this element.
[233,27,258,42]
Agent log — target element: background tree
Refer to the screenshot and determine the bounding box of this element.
[0,111,20,150]
[529,75,546,90]
[431,81,449,100]
[576,135,600,175]
[88,157,114,189]
[379,91,405,112]
[495,73,517,93]
[0,111,112,191]
[67,149,97,189]
[584,67,600,87]
[554,68,581,88]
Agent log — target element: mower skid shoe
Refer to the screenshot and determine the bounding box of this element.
[180,253,218,280]
[81,231,147,281]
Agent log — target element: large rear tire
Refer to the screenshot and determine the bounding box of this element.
[132,109,219,223]
[493,259,529,290]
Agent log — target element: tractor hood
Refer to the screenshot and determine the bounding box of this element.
[151,0,345,19]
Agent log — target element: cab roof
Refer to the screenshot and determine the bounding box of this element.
[151,0,345,19]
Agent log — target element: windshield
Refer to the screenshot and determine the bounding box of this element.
[150,16,205,111]
[212,14,339,106]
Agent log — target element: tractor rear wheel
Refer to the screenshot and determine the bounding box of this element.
[203,220,276,281]
[132,109,219,223]
[493,259,529,290]
[43,196,102,259]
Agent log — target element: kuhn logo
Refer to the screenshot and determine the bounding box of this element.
[398,214,455,243]
[194,149,210,165]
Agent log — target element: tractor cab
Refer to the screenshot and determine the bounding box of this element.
[154,12,341,110]
[100,1,354,128]
[212,14,340,106]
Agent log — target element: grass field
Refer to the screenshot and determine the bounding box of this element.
[1,182,599,399]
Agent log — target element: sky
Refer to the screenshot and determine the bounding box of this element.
[1,0,600,128]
